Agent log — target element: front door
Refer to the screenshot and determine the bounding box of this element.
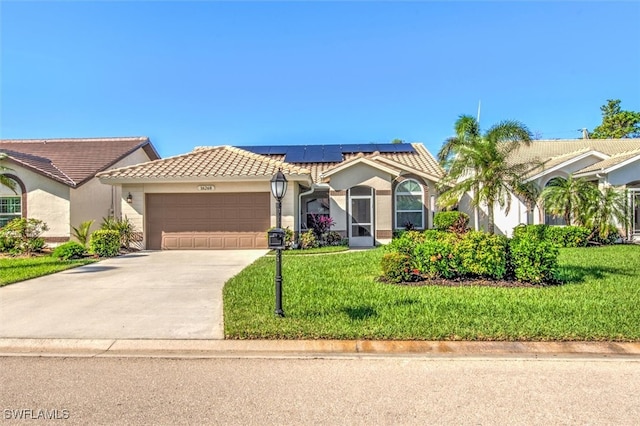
[349,186,374,247]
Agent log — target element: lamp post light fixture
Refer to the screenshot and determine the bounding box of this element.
[270,169,288,317]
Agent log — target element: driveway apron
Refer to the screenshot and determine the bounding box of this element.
[0,250,266,339]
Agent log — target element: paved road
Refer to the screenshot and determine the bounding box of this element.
[2,356,639,425]
[0,250,266,339]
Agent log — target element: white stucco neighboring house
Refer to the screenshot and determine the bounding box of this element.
[458,139,640,239]
[97,143,444,250]
[0,137,160,244]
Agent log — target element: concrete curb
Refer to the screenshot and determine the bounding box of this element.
[1,338,639,358]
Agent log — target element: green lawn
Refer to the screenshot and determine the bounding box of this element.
[224,245,640,341]
[0,256,98,286]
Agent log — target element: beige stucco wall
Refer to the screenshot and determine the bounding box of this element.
[69,147,158,240]
[1,163,71,239]
[328,163,392,191]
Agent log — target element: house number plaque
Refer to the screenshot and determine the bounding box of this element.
[197,185,215,191]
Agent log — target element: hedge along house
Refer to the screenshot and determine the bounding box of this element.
[96,143,444,250]
[0,137,160,244]
[458,138,640,240]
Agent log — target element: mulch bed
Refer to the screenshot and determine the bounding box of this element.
[382,277,555,288]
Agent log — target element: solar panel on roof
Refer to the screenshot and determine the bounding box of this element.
[376,143,415,153]
[237,142,415,163]
[323,146,343,162]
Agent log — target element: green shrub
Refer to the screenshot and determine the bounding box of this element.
[456,231,508,279]
[325,231,344,246]
[589,226,620,245]
[509,236,559,284]
[381,252,414,283]
[385,230,428,255]
[512,224,589,248]
[300,230,318,249]
[101,216,136,249]
[53,241,87,260]
[89,230,121,257]
[433,211,470,233]
[0,218,48,255]
[413,235,458,279]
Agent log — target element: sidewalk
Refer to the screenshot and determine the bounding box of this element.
[2,338,639,359]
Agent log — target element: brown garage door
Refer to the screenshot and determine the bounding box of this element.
[146,193,270,250]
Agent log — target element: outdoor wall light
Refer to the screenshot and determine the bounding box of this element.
[126,192,133,204]
[270,169,288,318]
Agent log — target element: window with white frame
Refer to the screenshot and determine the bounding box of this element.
[0,196,21,227]
[395,179,424,229]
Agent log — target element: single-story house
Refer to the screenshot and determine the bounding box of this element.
[97,143,444,249]
[0,137,160,244]
[459,138,640,239]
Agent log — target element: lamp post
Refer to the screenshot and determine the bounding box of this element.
[270,169,288,317]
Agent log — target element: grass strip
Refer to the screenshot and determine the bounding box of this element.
[0,256,98,286]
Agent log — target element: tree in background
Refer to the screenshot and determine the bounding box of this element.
[590,99,640,139]
[437,115,533,234]
[0,154,17,193]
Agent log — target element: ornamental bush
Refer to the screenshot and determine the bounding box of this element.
[381,252,414,283]
[385,230,428,256]
[89,230,121,257]
[456,231,508,279]
[509,235,559,284]
[383,227,560,284]
[299,230,318,249]
[433,211,470,233]
[512,224,590,248]
[413,232,459,279]
[0,218,48,255]
[52,241,87,260]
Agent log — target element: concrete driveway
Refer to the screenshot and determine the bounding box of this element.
[0,250,267,340]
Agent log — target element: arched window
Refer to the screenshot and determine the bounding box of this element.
[0,177,21,227]
[395,179,424,229]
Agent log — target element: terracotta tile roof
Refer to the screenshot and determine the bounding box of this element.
[508,139,640,178]
[0,137,159,187]
[97,146,311,181]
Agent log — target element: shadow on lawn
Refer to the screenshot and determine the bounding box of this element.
[556,264,634,284]
[343,306,377,320]
[341,299,420,321]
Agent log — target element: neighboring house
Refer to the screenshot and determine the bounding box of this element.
[97,143,444,250]
[459,139,640,239]
[0,137,160,244]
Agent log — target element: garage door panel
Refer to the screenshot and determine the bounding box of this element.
[147,193,270,249]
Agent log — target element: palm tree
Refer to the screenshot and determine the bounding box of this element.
[539,176,599,226]
[0,154,17,193]
[584,186,629,239]
[437,115,533,234]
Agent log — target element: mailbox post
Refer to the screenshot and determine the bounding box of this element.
[270,170,288,317]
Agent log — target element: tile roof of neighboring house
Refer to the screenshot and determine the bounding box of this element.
[508,139,640,178]
[0,137,159,187]
[97,146,312,181]
[575,148,640,175]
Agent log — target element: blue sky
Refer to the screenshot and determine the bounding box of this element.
[2,1,639,158]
